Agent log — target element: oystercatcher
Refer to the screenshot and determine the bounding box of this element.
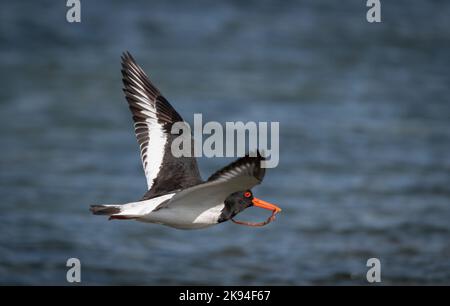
[90,52,281,229]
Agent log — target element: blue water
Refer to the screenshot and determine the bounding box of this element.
[1,1,449,285]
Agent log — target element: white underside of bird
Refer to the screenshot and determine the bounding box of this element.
[99,192,226,229]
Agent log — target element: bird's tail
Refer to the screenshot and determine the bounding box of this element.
[90,204,136,220]
[90,204,121,215]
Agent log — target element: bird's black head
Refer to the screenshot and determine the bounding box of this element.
[218,190,281,223]
[218,190,255,223]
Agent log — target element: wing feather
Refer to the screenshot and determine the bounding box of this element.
[167,153,265,213]
[121,52,202,198]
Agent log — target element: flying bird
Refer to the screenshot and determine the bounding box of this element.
[90,52,281,229]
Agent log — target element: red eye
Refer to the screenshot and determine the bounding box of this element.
[244,192,251,198]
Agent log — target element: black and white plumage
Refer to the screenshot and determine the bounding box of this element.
[90,52,280,229]
[121,52,202,199]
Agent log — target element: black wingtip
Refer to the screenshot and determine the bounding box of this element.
[247,150,266,160]
[121,51,134,62]
[121,51,137,71]
[120,51,162,99]
[251,151,266,181]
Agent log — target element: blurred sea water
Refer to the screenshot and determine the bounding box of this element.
[0,0,449,285]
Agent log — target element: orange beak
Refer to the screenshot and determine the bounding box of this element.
[252,197,282,213]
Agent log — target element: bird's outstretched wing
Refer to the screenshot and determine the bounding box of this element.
[206,152,265,184]
[167,153,265,217]
[121,52,202,199]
